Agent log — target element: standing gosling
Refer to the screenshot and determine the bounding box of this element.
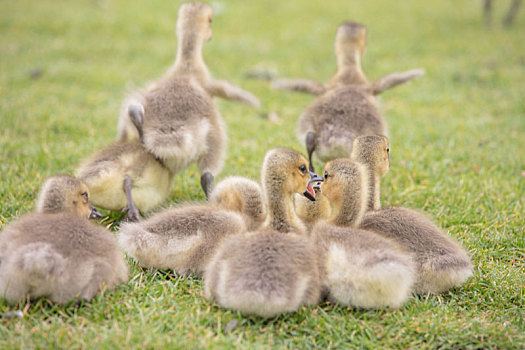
[203,148,323,318]
[273,21,423,170]
[117,2,259,198]
[76,108,173,222]
[352,135,473,294]
[311,158,415,309]
[0,176,128,304]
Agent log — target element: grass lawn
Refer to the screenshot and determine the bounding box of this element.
[1,0,524,348]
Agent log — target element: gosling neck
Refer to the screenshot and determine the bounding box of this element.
[172,32,207,76]
[365,165,381,211]
[329,174,369,227]
[265,183,304,233]
[331,50,368,87]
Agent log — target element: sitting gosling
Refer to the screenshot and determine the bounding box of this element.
[351,135,473,294]
[311,158,415,309]
[0,176,128,304]
[76,107,173,222]
[117,176,263,275]
[118,204,246,277]
[272,21,423,170]
[117,2,260,198]
[208,176,266,231]
[203,148,323,318]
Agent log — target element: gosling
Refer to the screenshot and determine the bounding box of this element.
[76,107,173,222]
[203,148,323,318]
[351,135,473,294]
[0,175,128,304]
[117,2,260,198]
[118,204,246,277]
[273,21,423,170]
[117,176,265,275]
[311,158,415,309]
[208,176,266,231]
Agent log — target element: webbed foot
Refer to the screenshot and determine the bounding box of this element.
[122,205,141,222]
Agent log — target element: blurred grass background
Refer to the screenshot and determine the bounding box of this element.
[1,0,524,348]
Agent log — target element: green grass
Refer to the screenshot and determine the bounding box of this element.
[1,0,524,348]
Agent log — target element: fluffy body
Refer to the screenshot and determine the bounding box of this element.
[118,205,246,276]
[203,148,322,317]
[117,175,269,275]
[76,142,173,213]
[117,2,258,192]
[351,135,473,294]
[139,78,226,176]
[360,207,473,294]
[0,176,127,304]
[310,158,414,308]
[273,21,422,165]
[297,87,385,163]
[204,229,320,318]
[0,214,128,304]
[313,224,414,308]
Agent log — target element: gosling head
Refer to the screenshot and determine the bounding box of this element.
[335,21,367,64]
[261,148,323,201]
[321,158,369,226]
[36,175,102,220]
[351,135,390,176]
[321,158,358,210]
[176,2,213,42]
[208,176,266,231]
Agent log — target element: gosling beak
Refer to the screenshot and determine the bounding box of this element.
[303,171,324,201]
[89,206,103,220]
[313,181,322,192]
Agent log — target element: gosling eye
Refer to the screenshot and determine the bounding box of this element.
[82,192,88,201]
[209,17,212,23]
[324,171,329,181]
[386,147,390,153]
[299,165,307,174]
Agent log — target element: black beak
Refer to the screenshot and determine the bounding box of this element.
[303,190,315,201]
[303,170,324,201]
[89,206,102,220]
[307,170,324,185]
